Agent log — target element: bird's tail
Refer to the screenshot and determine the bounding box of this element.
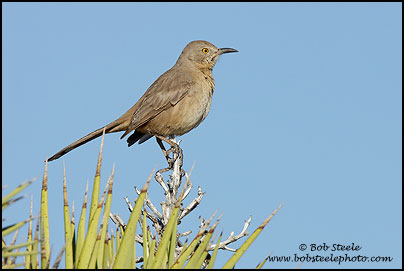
[48,118,129,162]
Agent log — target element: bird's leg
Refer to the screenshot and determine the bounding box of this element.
[166,137,185,178]
[155,135,184,170]
[155,137,174,169]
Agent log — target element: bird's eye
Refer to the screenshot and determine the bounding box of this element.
[202,48,209,54]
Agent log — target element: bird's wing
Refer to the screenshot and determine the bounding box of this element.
[120,67,194,139]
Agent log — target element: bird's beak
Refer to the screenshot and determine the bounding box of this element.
[218,48,238,55]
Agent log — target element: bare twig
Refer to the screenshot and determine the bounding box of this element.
[222,245,237,252]
[208,216,252,251]
[179,186,204,219]
[181,172,193,201]
[155,172,169,194]
[110,213,126,228]
[124,196,133,212]
[52,244,66,269]
[135,186,163,220]
[178,230,192,238]
[109,213,120,226]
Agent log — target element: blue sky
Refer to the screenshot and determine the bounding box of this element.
[2,3,402,269]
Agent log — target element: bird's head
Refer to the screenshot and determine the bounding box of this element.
[177,40,238,70]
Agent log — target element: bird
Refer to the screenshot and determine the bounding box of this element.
[48,40,238,162]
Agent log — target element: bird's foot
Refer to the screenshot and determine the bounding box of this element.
[155,135,183,169]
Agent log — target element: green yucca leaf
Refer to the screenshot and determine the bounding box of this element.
[142,209,149,268]
[2,179,35,210]
[171,226,205,269]
[2,250,41,258]
[88,234,100,268]
[113,171,152,269]
[89,129,105,227]
[222,204,283,269]
[115,226,121,256]
[3,229,19,266]
[255,255,270,269]
[103,236,109,268]
[145,235,156,269]
[168,213,178,268]
[184,233,212,269]
[89,174,101,226]
[161,247,169,269]
[109,230,115,265]
[71,201,76,266]
[97,165,115,268]
[2,240,38,253]
[40,160,50,268]
[75,180,89,267]
[63,162,74,269]
[197,233,217,269]
[195,248,209,269]
[207,231,223,269]
[2,196,25,211]
[2,218,31,237]
[171,211,217,269]
[119,224,125,238]
[1,262,26,269]
[31,214,40,269]
[131,236,136,269]
[25,196,34,269]
[184,218,219,269]
[77,179,110,268]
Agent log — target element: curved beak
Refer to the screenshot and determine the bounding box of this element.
[218,48,238,55]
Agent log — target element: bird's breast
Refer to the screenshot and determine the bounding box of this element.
[143,77,214,136]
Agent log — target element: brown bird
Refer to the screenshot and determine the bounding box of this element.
[48,40,238,162]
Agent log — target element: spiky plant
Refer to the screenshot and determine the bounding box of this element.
[3,131,282,269]
[2,180,39,269]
